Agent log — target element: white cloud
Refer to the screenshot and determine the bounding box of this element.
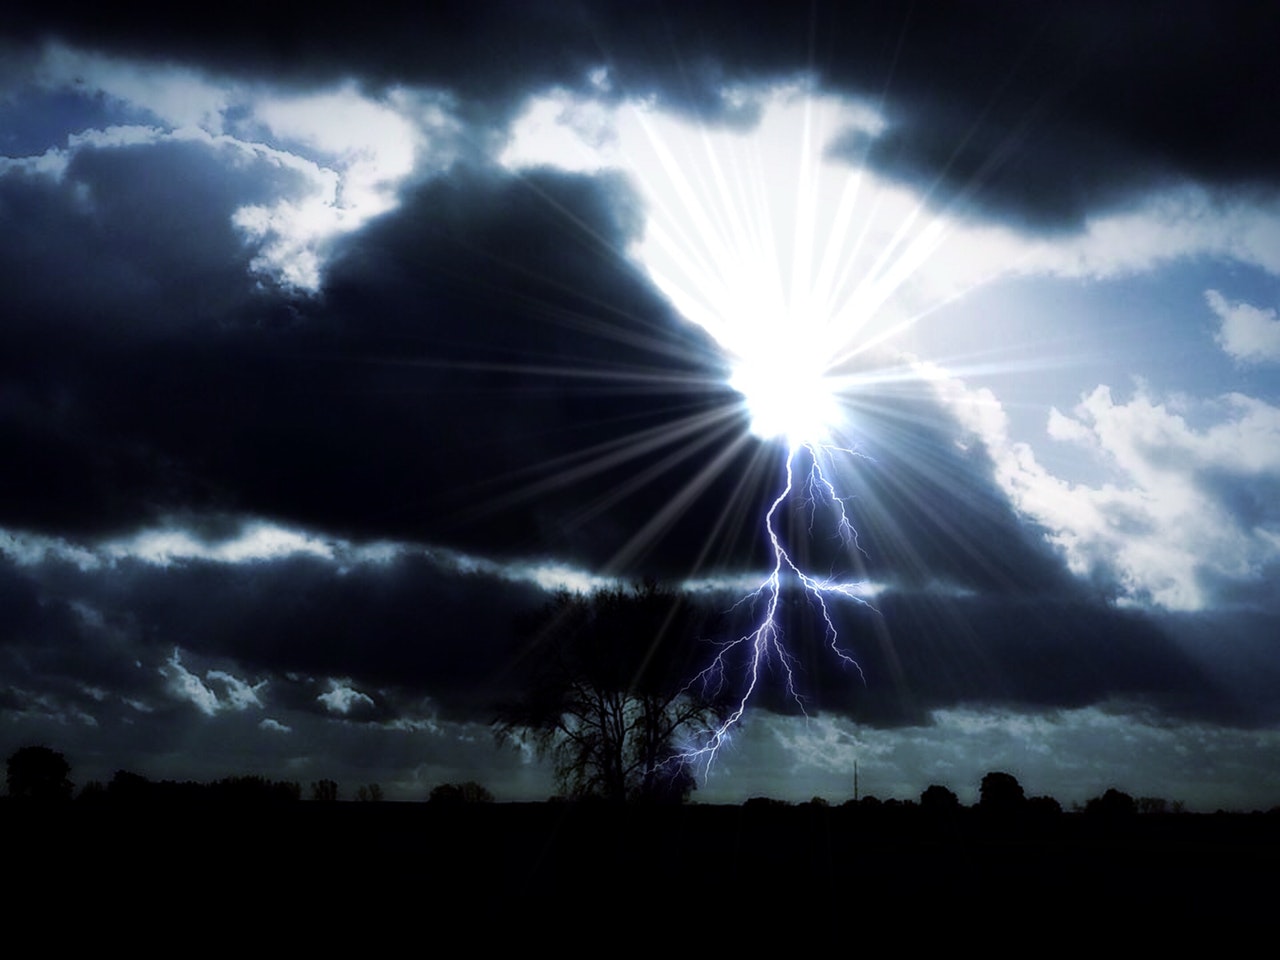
[236,84,426,291]
[259,718,292,733]
[385,715,444,734]
[1206,289,1280,364]
[254,84,418,189]
[500,89,620,173]
[0,147,70,179]
[104,521,334,566]
[1042,188,1280,275]
[928,363,1280,611]
[67,124,167,151]
[0,529,101,569]
[0,517,632,604]
[160,649,266,716]
[318,679,375,715]
[160,649,221,716]
[36,43,234,131]
[884,183,1280,318]
[208,670,267,710]
[22,44,449,295]
[934,185,1280,288]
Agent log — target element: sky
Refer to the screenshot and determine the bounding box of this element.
[3,2,1279,809]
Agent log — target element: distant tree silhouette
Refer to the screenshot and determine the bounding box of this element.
[920,784,961,813]
[1085,788,1137,819]
[429,781,495,804]
[211,776,300,804]
[6,746,73,801]
[979,772,1026,816]
[495,582,728,803]
[311,779,339,802]
[355,783,384,802]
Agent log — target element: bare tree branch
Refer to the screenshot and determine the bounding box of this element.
[495,582,728,802]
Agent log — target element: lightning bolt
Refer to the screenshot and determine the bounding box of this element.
[681,439,873,769]
[500,83,1028,791]
[504,88,953,776]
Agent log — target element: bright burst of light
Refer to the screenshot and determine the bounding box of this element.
[728,334,843,445]
[503,82,960,769]
[609,86,959,768]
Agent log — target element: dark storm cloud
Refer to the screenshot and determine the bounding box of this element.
[0,118,1081,584]
[0,135,750,568]
[307,165,746,569]
[8,2,1279,229]
[0,34,1261,741]
[717,583,1280,731]
[0,563,159,724]
[806,593,1242,727]
[0,139,303,325]
[7,543,1276,739]
[98,554,546,715]
[0,138,311,533]
[0,550,542,726]
[0,120,1089,584]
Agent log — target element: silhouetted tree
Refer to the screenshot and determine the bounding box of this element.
[355,783,384,802]
[6,746,73,801]
[979,772,1026,816]
[495,582,728,803]
[311,779,339,802]
[920,784,961,814]
[211,775,300,804]
[429,781,495,804]
[1085,788,1137,819]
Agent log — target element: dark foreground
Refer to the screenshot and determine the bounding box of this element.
[8,802,1278,932]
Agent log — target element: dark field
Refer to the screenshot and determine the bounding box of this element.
[8,801,1277,929]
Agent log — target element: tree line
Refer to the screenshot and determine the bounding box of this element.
[2,744,493,806]
[6,743,1210,817]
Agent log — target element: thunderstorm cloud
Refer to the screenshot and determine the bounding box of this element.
[2,2,1279,808]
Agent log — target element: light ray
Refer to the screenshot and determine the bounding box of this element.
[503,83,1008,773]
[615,89,929,767]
